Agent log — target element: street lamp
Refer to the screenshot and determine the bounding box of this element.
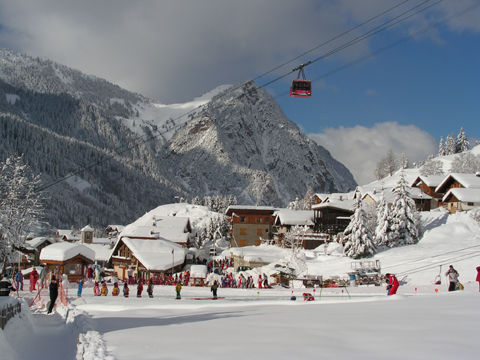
[171,249,175,276]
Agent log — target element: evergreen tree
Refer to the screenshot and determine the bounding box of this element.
[343,196,376,259]
[374,193,391,247]
[456,127,470,153]
[438,137,446,156]
[389,172,420,247]
[445,134,457,155]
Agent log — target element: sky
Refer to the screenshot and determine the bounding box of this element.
[0,0,479,184]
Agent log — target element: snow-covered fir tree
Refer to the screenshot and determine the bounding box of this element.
[445,134,457,155]
[374,193,391,247]
[456,127,470,153]
[449,152,480,173]
[343,196,376,259]
[420,155,444,176]
[0,155,43,274]
[375,149,398,179]
[438,137,446,156]
[388,172,420,247]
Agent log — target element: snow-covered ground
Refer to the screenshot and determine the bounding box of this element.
[2,208,479,359]
[2,284,479,360]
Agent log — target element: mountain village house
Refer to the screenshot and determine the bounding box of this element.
[225,206,276,247]
[435,173,480,213]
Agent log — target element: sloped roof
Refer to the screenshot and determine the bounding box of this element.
[25,237,55,249]
[225,205,276,215]
[312,199,355,212]
[40,242,95,262]
[274,209,314,226]
[118,238,186,271]
[411,175,445,188]
[442,188,480,203]
[436,173,480,193]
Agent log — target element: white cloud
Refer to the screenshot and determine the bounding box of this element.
[1,0,476,103]
[309,122,437,185]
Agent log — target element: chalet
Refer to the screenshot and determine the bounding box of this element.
[23,237,56,265]
[435,173,480,194]
[109,237,186,281]
[312,201,354,235]
[56,229,81,242]
[411,175,445,207]
[39,242,95,282]
[362,187,434,212]
[273,209,327,249]
[225,205,276,247]
[442,188,480,213]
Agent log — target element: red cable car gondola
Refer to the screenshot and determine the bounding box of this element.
[290,62,312,98]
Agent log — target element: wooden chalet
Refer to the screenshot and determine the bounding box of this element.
[442,188,480,213]
[39,242,95,282]
[411,175,444,206]
[312,202,354,235]
[110,237,186,281]
[225,205,276,247]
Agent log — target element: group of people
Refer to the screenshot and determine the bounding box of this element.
[216,273,270,289]
[83,278,155,298]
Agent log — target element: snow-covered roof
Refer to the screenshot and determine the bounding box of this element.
[442,188,480,203]
[190,264,208,278]
[25,237,54,249]
[56,229,81,241]
[274,209,314,226]
[411,175,445,188]
[436,173,480,193]
[40,242,95,262]
[226,245,290,264]
[119,222,190,244]
[225,205,276,215]
[83,243,112,262]
[312,199,355,212]
[118,238,186,271]
[363,187,432,204]
[81,225,94,232]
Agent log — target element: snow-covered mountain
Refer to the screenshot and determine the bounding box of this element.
[0,48,356,228]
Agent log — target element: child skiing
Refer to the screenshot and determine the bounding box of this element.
[112,282,119,296]
[101,282,108,296]
[175,282,182,299]
[93,281,100,296]
[476,266,480,292]
[147,279,153,298]
[211,280,218,300]
[137,280,143,297]
[77,279,83,297]
[123,282,129,297]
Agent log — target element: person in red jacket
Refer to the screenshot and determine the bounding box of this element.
[385,273,399,295]
[476,266,480,292]
[29,268,39,292]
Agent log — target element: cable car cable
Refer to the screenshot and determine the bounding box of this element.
[35,0,473,193]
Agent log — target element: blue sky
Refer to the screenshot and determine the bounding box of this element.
[0,0,479,183]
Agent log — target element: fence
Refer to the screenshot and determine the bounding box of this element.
[0,301,22,330]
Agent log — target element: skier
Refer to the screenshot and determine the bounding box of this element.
[14,270,23,291]
[48,275,58,314]
[258,275,263,289]
[211,280,218,299]
[263,273,269,288]
[0,276,15,296]
[101,282,108,296]
[93,281,100,296]
[29,268,39,292]
[137,280,143,297]
[39,266,48,289]
[476,266,480,292]
[385,273,399,295]
[147,279,153,298]
[175,282,182,299]
[123,282,129,297]
[77,279,83,297]
[112,282,120,296]
[445,265,459,292]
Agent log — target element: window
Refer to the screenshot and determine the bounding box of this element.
[468,202,474,206]
[239,239,246,246]
[65,263,82,275]
[257,228,263,236]
[257,217,262,223]
[240,228,247,235]
[240,216,246,223]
